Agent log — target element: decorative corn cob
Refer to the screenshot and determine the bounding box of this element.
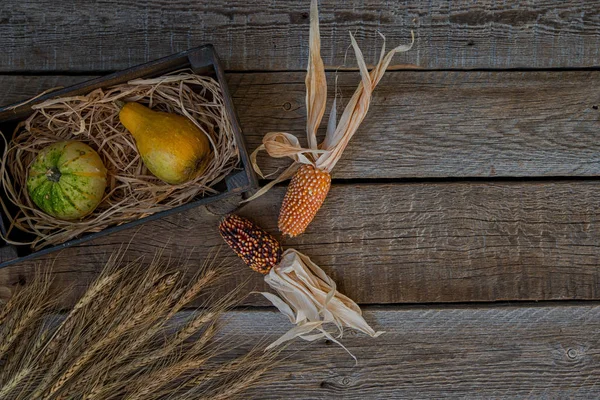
[246,0,413,237]
[218,214,282,274]
[219,213,383,356]
[278,164,331,237]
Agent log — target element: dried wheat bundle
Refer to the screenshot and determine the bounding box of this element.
[0,71,239,250]
[0,250,281,400]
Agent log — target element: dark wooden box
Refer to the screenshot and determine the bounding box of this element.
[0,45,257,268]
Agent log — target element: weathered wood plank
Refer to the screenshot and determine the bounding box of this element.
[0,181,598,307]
[1,71,599,179]
[231,70,600,178]
[1,1,599,72]
[216,303,600,398]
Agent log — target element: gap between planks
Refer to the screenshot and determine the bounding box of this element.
[3,66,600,76]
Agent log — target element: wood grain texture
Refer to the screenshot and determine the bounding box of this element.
[212,303,600,398]
[0,181,598,307]
[231,70,600,178]
[1,1,599,72]
[1,71,599,179]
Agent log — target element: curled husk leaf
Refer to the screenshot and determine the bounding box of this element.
[261,249,383,359]
[246,0,414,202]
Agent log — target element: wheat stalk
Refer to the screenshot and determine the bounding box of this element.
[0,249,286,400]
[42,272,180,398]
[0,367,31,399]
[31,261,134,396]
[0,273,53,361]
[34,253,127,374]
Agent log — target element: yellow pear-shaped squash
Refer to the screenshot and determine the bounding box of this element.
[118,102,211,184]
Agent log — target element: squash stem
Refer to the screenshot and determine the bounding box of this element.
[45,167,61,183]
[114,100,126,109]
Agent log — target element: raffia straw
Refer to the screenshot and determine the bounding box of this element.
[245,0,414,201]
[0,70,239,250]
[4,87,64,111]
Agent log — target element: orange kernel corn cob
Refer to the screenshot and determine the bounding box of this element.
[278,164,331,237]
[219,214,283,274]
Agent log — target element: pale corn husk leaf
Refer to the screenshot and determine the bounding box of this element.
[323,97,337,149]
[245,130,329,202]
[248,0,327,176]
[260,249,383,355]
[305,0,327,150]
[243,162,299,203]
[249,132,326,179]
[316,31,415,172]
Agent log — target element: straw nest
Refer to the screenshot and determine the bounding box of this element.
[0,71,239,250]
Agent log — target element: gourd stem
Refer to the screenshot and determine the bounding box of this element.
[46,167,61,183]
[114,100,126,109]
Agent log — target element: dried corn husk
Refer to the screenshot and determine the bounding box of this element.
[247,0,414,201]
[260,249,383,360]
[218,214,382,355]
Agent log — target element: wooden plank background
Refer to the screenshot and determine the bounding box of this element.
[1,181,599,307]
[1,1,599,71]
[1,0,599,398]
[217,304,600,398]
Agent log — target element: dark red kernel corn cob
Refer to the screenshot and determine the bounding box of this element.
[219,214,283,274]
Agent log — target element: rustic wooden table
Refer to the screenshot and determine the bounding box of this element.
[1,1,600,398]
